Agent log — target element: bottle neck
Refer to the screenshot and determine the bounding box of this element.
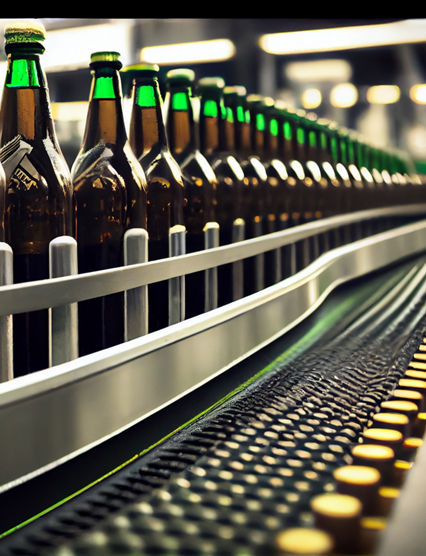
[249,106,265,157]
[166,85,196,160]
[264,110,279,160]
[0,49,55,143]
[222,104,236,153]
[129,76,169,161]
[198,95,221,156]
[317,126,331,163]
[280,115,295,162]
[81,64,127,148]
[294,119,307,163]
[226,98,251,157]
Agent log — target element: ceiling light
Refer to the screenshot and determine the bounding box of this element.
[285,59,352,82]
[410,84,426,104]
[301,88,322,109]
[259,19,426,55]
[330,83,358,108]
[140,39,236,65]
[367,85,400,104]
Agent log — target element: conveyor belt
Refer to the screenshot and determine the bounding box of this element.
[2,253,426,555]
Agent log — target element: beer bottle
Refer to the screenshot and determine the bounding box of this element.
[164,68,217,318]
[334,126,365,239]
[71,51,147,356]
[0,20,73,376]
[315,118,351,247]
[125,63,185,332]
[351,131,377,234]
[274,105,310,271]
[197,77,245,306]
[248,95,284,285]
[223,90,268,294]
[287,109,321,264]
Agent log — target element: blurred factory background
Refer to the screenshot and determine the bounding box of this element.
[0,17,425,171]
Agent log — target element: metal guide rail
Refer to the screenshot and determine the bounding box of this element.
[2,241,426,555]
[0,204,425,501]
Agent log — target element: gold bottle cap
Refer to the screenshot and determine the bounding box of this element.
[361,516,387,531]
[333,465,380,486]
[391,388,424,404]
[352,444,395,461]
[380,400,418,417]
[362,428,403,446]
[405,369,426,380]
[398,378,426,392]
[372,412,409,432]
[408,361,426,371]
[311,493,362,519]
[403,437,423,450]
[276,527,334,555]
[379,486,400,499]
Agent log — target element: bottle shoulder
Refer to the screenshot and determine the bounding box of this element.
[1,133,72,192]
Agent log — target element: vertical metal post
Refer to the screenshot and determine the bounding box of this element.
[169,225,186,325]
[232,218,245,301]
[253,218,265,292]
[0,242,13,382]
[203,221,220,312]
[49,236,79,367]
[124,228,149,341]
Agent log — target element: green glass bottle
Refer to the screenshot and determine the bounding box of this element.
[197,77,245,306]
[71,51,147,356]
[0,20,73,376]
[125,63,185,332]
[164,67,217,318]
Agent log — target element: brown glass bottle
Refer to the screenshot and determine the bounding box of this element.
[197,77,245,306]
[263,99,305,279]
[0,21,73,376]
[125,63,185,332]
[71,51,147,356]
[221,90,267,294]
[244,94,283,287]
[165,68,217,318]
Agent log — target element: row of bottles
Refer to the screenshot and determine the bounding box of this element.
[0,20,424,378]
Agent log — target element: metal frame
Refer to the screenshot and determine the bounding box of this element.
[0,205,425,493]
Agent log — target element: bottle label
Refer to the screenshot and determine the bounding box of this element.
[0,135,40,189]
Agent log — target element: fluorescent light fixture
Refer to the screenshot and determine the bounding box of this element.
[367,85,400,104]
[43,22,131,71]
[140,39,235,65]
[259,19,426,55]
[285,59,352,82]
[330,83,358,108]
[301,88,322,109]
[410,84,426,104]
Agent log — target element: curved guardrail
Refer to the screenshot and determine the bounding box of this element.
[0,205,424,492]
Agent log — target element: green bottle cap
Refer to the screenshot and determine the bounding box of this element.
[197,76,225,91]
[166,68,195,85]
[4,19,46,52]
[223,85,247,97]
[90,50,122,70]
[122,63,160,77]
[91,51,120,64]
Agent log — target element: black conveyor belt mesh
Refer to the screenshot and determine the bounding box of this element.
[4,262,426,556]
